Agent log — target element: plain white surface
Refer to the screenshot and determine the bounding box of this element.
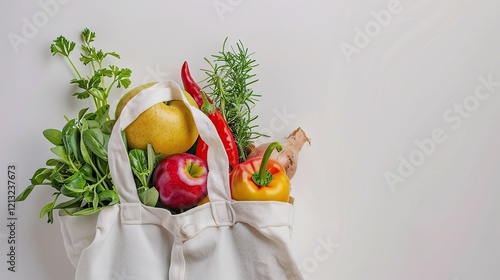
[1,0,499,279]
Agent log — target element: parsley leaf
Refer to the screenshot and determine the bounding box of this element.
[49,28,133,111]
[50,36,75,57]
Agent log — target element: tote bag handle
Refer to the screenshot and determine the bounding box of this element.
[107,80,232,204]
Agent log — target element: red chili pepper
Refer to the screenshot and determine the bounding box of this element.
[181,61,240,169]
[181,61,212,107]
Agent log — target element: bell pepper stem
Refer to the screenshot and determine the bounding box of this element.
[251,142,282,186]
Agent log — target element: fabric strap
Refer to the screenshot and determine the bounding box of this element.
[108,81,232,205]
[60,81,303,280]
[102,80,299,280]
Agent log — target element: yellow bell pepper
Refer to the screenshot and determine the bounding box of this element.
[229,142,290,202]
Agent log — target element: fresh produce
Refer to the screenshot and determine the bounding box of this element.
[230,142,290,202]
[153,153,208,210]
[52,29,132,110]
[17,32,309,221]
[202,38,267,162]
[181,61,213,105]
[128,144,165,206]
[197,195,210,206]
[16,28,134,222]
[181,61,239,168]
[16,106,120,223]
[248,127,310,179]
[115,82,199,157]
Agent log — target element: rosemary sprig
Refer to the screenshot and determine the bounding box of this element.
[202,38,267,162]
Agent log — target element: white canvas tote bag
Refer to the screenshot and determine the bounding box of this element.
[58,80,304,280]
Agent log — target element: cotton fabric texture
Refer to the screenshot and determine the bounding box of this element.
[58,81,304,280]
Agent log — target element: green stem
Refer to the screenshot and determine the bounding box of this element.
[66,57,82,80]
[215,75,227,118]
[105,79,117,107]
[98,61,105,90]
[66,153,79,173]
[106,81,115,97]
[139,175,148,190]
[88,88,106,109]
[85,158,108,191]
[91,173,109,192]
[200,90,215,115]
[204,57,226,118]
[83,40,97,74]
[251,142,282,186]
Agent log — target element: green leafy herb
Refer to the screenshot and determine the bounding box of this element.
[129,144,164,207]
[16,28,132,223]
[202,38,267,162]
[17,106,118,223]
[50,27,131,115]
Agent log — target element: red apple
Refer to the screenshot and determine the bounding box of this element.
[152,153,208,210]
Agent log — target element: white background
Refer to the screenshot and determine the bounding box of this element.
[1,0,500,279]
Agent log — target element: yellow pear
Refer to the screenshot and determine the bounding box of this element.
[115,82,199,156]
